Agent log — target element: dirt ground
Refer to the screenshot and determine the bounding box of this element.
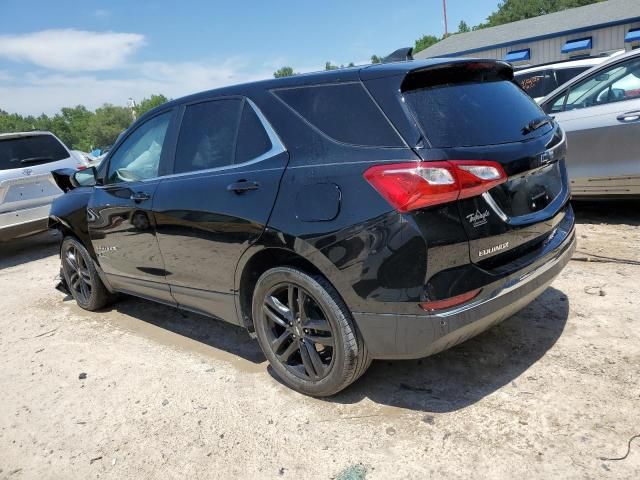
[0,202,638,480]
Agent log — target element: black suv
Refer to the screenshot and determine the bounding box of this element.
[50,58,575,396]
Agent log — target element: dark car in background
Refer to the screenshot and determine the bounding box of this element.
[49,58,575,396]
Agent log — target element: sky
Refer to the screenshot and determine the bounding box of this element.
[0,0,498,115]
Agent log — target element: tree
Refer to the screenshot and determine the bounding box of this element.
[273,66,296,78]
[57,106,93,150]
[414,34,440,54]
[135,94,168,118]
[325,61,339,71]
[457,20,471,33]
[479,0,605,29]
[87,104,132,149]
[371,54,383,64]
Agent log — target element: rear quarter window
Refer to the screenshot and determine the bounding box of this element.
[0,134,69,171]
[273,82,403,147]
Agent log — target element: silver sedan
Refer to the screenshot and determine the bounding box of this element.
[540,49,640,199]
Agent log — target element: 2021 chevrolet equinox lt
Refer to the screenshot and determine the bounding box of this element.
[49,58,576,396]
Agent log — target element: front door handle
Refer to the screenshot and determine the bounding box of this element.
[617,110,640,123]
[130,191,151,202]
[227,180,260,193]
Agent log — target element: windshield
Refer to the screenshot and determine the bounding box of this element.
[404,79,550,148]
[0,134,69,171]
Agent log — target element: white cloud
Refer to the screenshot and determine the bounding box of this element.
[0,29,144,71]
[0,59,275,115]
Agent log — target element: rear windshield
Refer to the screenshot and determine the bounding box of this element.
[516,70,557,98]
[0,134,69,171]
[403,75,549,148]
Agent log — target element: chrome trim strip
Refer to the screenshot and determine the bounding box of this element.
[153,99,286,182]
[98,99,287,187]
[482,127,568,224]
[482,191,508,222]
[433,234,573,318]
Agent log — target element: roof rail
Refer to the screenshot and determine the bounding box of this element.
[383,47,414,63]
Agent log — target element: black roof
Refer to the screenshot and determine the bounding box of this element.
[141,57,509,121]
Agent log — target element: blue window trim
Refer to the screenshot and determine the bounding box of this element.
[504,49,531,62]
[561,37,592,53]
[625,28,640,43]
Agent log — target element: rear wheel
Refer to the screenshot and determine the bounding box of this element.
[252,267,371,396]
[61,237,116,311]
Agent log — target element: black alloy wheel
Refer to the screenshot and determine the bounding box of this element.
[262,282,335,380]
[63,242,93,304]
[252,267,371,396]
[60,237,116,311]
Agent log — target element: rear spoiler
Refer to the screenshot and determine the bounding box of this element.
[383,47,414,63]
[400,60,514,92]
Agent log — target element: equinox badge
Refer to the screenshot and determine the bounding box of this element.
[478,241,510,258]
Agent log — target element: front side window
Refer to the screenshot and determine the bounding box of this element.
[554,66,590,86]
[549,58,640,112]
[174,98,274,174]
[106,112,171,184]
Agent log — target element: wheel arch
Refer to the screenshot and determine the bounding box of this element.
[235,240,347,332]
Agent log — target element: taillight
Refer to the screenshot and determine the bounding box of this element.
[363,160,507,212]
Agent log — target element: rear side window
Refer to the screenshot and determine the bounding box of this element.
[174,99,243,174]
[404,78,548,148]
[516,70,557,98]
[174,98,274,174]
[0,134,68,171]
[273,83,403,147]
[235,102,272,163]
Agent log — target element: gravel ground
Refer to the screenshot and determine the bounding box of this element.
[0,202,638,480]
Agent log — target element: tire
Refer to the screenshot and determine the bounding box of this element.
[252,266,371,396]
[60,236,117,311]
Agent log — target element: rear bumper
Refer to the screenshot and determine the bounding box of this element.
[0,204,51,241]
[353,225,576,360]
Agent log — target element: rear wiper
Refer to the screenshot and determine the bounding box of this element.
[522,116,553,135]
[20,156,53,164]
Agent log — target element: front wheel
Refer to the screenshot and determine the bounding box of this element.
[60,237,117,311]
[252,267,371,396]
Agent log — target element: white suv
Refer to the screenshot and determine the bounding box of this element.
[0,131,87,241]
[515,52,625,103]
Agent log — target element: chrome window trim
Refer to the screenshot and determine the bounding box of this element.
[151,98,286,182]
[97,98,286,187]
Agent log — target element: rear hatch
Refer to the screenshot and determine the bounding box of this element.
[370,61,570,269]
[0,133,79,214]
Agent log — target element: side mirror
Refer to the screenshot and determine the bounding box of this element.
[71,166,98,188]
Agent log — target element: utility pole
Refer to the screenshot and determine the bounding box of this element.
[127,97,137,121]
[443,0,449,37]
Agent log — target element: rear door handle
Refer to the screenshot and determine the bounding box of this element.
[130,191,151,202]
[227,180,260,193]
[617,110,640,123]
